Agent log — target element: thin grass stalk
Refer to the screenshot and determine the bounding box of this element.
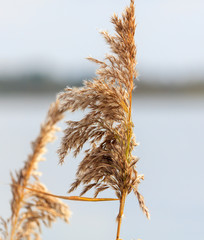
[116,190,127,240]
[23,187,119,202]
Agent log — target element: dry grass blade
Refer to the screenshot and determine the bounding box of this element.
[23,186,119,202]
[57,0,149,239]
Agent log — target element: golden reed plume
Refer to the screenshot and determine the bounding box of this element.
[0,101,71,240]
[0,1,149,240]
[57,0,150,239]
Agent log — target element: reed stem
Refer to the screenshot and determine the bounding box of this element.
[116,190,127,240]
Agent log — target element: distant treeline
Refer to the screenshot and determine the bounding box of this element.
[0,73,204,95]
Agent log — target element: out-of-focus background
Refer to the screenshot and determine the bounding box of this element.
[0,0,203,240]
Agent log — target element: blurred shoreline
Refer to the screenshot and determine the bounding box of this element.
[0,73,204,96]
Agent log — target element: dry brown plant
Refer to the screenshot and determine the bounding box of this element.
[0,100,71,240]
[57,0,150,239]
[1,1,149,239]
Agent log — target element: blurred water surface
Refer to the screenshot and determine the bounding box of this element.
[0,93,204,240]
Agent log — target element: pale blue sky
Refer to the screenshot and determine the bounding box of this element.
[0,0,204,82]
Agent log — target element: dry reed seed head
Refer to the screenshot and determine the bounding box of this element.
[7,100,71,240]
[58,0,149,219]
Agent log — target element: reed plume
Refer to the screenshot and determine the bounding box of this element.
[58,0,149,239]
[0,100,71,240]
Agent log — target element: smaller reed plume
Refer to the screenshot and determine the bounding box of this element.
[57,0,150,239]
[0,100,71,240]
